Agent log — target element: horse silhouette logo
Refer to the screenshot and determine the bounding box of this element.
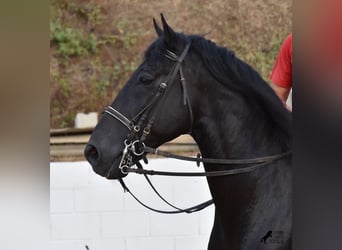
[260,230,273,244]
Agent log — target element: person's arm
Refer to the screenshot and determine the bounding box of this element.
[271,83,292,111]
[270,33,292,111]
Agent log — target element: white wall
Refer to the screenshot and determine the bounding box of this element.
[50,159,214,250]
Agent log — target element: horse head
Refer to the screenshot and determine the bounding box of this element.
[85,14,197,179]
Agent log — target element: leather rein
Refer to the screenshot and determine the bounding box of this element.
[103,40,291,214]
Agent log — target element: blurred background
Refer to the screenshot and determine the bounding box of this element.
[50,0,292,129]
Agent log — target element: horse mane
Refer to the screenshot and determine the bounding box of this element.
[188,34,292,145]
[145,32,291,146]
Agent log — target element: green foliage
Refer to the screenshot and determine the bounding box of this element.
[67,2,104,26]
[58,78,72,98]
[116,19,137,48]
[99,35,116,46]
[59,112,76,128]
[50,21,98,57]
[95,80,110,97]
[97,18,137,49]
[232,34,284,82]
[111,60,138,87]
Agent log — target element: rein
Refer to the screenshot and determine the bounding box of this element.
[117,145,290,214]
[122,148,291,177]
[118,162,214,214]
[145,146,291,166]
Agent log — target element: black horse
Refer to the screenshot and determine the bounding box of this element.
[85,14,292,250]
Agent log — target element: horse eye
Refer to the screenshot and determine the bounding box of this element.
[139,75,153,84]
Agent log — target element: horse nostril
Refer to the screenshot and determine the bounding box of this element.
[89,147,97,156]
[84,144,100,166]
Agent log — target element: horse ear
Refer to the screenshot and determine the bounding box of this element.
[153,18,163,37]
[160,13,176,45]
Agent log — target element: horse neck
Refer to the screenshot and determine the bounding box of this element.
[191,88,288,160]
[190,84,291,246]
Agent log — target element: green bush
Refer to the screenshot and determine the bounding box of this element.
[50,21,98,57]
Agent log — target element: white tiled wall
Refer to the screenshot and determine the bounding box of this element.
[50,159,214,250]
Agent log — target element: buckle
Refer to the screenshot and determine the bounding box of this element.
[131,140,145,156]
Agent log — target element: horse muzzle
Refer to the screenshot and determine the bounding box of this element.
[84,143,126,179]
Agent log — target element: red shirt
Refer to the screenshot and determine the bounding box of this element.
[270,34,292,88]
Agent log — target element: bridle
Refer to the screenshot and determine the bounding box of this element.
[102,40,291,214]
[104,40,194,175]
